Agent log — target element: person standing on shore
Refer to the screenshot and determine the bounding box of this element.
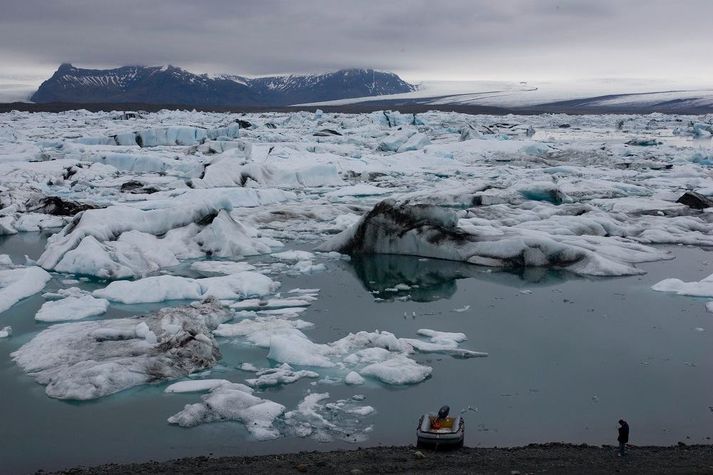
[617,419,629,456]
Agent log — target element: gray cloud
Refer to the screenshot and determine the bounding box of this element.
[1,0,712,83]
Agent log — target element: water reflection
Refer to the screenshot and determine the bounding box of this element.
[348,254,577,302]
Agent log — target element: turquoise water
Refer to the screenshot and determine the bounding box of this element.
[1,233,712,473]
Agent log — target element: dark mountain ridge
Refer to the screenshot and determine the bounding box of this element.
[31,64,416,106]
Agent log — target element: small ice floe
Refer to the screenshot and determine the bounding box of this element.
[345,371,366,385]
[292,260,326,274]
[453,305,471,313]
[272,250,315,262]
[93,272,278,304]
[238,362,259,372]
[168,382,285,440]
[164,379,232,393]
[520,289,533,295]
[652,273,713,297]
[402,329,487,359]
[231,296,315,311]
[245,363,319,388]
[219,315,485,385]
[0,254,12,267]
[0,266,52,314]
[284,392,375,442]
[288,288,320,295]
[35,287,109,322]
[0,326,12,338]
[12,300,231,400]
[190,261,256,275]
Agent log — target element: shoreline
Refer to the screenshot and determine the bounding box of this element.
[53,444,713,474]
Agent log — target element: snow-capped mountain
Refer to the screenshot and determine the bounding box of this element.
[30,64,415,106]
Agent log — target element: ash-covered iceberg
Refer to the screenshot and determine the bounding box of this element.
[12,300,231,400]
[318,199,667,276]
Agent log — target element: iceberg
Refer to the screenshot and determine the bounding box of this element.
[35,288,109,322]
[319,199,666,277]
[12,300,231,400]
[0,266,52,314]
[93,271,278,304]
[168,382,285,440]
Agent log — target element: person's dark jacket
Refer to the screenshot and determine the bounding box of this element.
[618,421,629,443]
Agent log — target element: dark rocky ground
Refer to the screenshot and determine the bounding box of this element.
[52,444,713,474]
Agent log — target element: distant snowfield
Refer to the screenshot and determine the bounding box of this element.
[301,78,713,110]
[1,107,713,443]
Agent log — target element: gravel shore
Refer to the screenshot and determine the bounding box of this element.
[54,443,713,474]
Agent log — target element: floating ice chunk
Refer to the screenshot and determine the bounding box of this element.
[453,305,471,313]
[245,363,319,388]
[93,272,277,304]
[396,132,431,152]
[268,333,335,367]
[272,250,315,262]
[12,300,231,400]
[417,329,467,343]
[652,273,713,298]
[194,210,272,257]
[35,290,109,322]
[168,383,285,440]
[284,392,374,442]
[190,261,256,275]
[707,302,713,313]
[0,254,12,267]
[378,128,416,152]
[325,184,393,198]
[288,288,320,294]
[360,356,432,385]
[164,379,233,393]
[344,371,365,385]
[232,162,345,189]
[292,260,326,274]
[0,266,52,314]
[0,326,11,338]
[230,297,314,311]
[199,272,278,300]
[94,275,202,304]
[213,316,314,347]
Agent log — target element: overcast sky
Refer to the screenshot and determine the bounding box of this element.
[1,0,712,84]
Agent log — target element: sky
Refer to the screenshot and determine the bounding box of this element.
[1,0,712,97]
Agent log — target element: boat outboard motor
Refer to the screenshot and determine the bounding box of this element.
[438,405,450,419]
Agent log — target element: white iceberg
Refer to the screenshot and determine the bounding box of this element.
[0,266,52,314]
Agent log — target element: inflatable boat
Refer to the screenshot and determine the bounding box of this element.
[416,405,464,448]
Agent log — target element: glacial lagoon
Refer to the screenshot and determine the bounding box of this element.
[1,232,711,473]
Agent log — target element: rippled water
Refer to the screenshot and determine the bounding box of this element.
[1,233,712,473]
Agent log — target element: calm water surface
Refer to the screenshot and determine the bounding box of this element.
[1,233,712,473]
